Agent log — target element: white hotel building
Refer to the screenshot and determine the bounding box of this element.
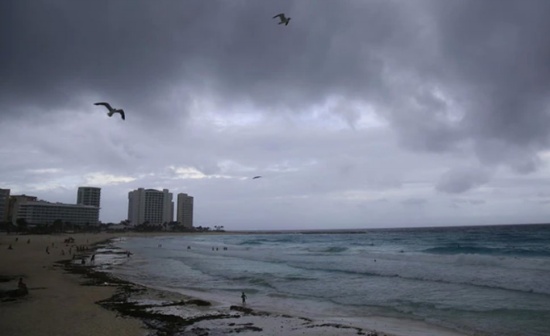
[8,186,101,226]
[14,201,99,226]
[77,186,101,208]
[128,188,174,226]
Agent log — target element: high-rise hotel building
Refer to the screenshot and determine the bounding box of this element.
[15,201,100,226]
[0,188,10,223]
[77,187,101,208]
[128,188,173,226]
[177,193,194,228]
[3,187,100,226]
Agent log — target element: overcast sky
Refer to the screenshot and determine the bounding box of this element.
[2,0,550,230]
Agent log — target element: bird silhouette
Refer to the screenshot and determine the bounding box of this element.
[94,102,125,120]
[252,176,262,179]
[273,13,291,26]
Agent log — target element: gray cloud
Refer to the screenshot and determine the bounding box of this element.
[436,167,491,194]
[2,0,550,228]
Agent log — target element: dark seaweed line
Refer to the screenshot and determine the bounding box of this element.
[58,259,241,335]
[58,239,384,336]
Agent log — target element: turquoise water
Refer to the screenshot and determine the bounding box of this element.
[106,224,550,336]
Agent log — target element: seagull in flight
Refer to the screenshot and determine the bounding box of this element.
[273,13,291,26]
[252,176,262,179]
[94,102,125,120]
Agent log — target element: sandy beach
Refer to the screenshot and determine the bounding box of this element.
[0,232,145,336]
[0,232,467,336]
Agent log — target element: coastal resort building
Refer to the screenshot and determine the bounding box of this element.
[77,186,101,208]
[0,188,10,223]
[128,188,174,226]
[7,194,38,223]
[177,193,194,229]
[13,200,100,227]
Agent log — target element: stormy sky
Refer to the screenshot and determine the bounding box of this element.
[2,0,550,230]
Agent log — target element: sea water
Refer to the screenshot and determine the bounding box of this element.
[104,224,550,336]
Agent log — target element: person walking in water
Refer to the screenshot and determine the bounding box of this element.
[241,291,247,305]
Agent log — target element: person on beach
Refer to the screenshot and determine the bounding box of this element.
[18,278,28,295]
[8,244,13,250]
[241,291,247,305]
[46,246,50,254]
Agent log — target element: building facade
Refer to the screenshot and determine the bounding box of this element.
[77,186,101,208]
[177,193,194,228]
[0,188,10,223]
[14,201,100,226]
[128,188,173,226]
[8,195,38,223]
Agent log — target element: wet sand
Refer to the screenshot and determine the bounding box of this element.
[0,232,467,336]
[0,232,145,336]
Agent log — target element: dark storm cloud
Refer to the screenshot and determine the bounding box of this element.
[436,167,491,194]
[0,0,412,117]
[0,0,218,119]
[425,0,550,158]
[3,0,549,161]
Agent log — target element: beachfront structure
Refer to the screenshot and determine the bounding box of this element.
[77,186,101,208]
[13,200,100,226]
[0,188,10,222]
[128,188,173,226]
[8,195,38,223]
[177,193,194,228]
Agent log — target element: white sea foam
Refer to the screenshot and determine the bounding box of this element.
[104,225,550,336]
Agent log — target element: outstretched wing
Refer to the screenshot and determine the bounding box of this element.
[119,110,126,120]
[273,13,285,20]
[94,102,113,111]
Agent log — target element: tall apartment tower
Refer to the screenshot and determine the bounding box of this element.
[0,188,10,223]
[77,187,101,208]
[128,188,173,226]
[177,193,194,228]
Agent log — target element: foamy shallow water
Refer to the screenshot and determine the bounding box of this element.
[101,225,550,336]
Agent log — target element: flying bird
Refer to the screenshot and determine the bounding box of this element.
[273,13,291,26]
[94,102,125,120]
[252,176,262,179]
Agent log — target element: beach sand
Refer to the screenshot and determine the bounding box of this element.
[0,232,467,336]
[0,232,144,336]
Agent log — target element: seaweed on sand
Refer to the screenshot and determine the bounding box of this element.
[59,259,235,335]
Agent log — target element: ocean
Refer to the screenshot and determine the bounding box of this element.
[99,224,550,336]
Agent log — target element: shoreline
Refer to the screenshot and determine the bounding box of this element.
[66,236,388,336]
[1,232,468,336]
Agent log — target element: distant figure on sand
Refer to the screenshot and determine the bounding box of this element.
[18,278,28,295]
[241,291,247,305]
[8,244,13,250]
[46,246,50,254]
